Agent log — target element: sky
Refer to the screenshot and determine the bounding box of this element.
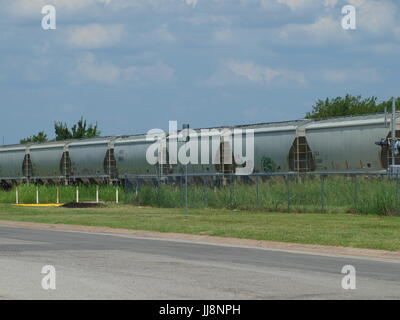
[0,0,399,144]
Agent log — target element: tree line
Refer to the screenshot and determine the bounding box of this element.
[20,117,100,144]
[305,95,399,119]
[20,95,400,144]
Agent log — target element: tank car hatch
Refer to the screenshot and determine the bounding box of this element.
[288,136,316,172]
[215,139,236,174]
[104,149,118,179]
[60,151,72,178]
[22,153,33,179]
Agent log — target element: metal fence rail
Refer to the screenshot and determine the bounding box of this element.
[120,170,400,215]
[3,170,399,215]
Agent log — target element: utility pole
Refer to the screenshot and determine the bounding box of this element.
[392,97,396,167]
[181,124,190,215]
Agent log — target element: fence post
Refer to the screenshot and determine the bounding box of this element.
[122,180,126,204]
[36,187,39,204]
[157,179,160,207]
[229,175,233,206]
[56,187,59,204]
[76,186,79,203]
[286,175,291,212]
[136,180,140,205]
[320,175,325,213]
[116,187,119,204]
[396,173,399,204]
[185,168,188,215]
[125,179,132,205]
[203,179,208,207]
[180,175,183,208]
[16,186,19,204]
[96,186,99,203]
[352,175,358,208]
[256,175,260,209]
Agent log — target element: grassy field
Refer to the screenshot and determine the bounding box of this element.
[2,176,400,216]
[1,203,400,251]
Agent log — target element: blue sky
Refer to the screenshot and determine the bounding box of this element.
[0,0,399,144]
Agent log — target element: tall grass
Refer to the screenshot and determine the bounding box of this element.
[1,176,399,216]
[127,176,400,216]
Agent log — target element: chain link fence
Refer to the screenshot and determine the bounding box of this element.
[121,171,400,215]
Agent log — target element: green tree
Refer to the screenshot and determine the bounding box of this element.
[20,131,48,144]
[54,117,101,141]
[306,95,400,119]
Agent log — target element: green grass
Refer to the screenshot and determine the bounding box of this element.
[1,176,400,216]
[0,204,400,251]
[126,176,400,216]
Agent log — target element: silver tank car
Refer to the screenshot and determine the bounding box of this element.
[0,112,398,185]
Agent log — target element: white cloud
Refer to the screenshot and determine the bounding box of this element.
[5,0,339,17]
[71,52,175,84]
[346,0,398,36]
[274,0,399,48]
[5,0,110,16]
[278,16,350,45]
[277,0,317,10]
[180,14,231,26]
[183,0,198,7]
[66,24,124,49]
[323,0,338,8]
[322,67,381,83]
[276,0,338,11]
[2,0,197,18]
[206,60,306,86]
[73,52,121,84]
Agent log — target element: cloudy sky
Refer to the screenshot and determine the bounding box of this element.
[0,0,399,143]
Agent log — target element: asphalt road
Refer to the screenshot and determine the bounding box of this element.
[0,226,399,299]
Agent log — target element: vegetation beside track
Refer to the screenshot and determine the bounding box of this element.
[2,176,400,216]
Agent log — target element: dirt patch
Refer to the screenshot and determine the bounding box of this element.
[62,202,104,208]
[0,220,399,262]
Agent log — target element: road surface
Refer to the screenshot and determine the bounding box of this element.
[0,226,399,299]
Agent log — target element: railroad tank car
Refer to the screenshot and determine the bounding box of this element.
[233,113,398,173]
[114,134,158,176]
[29,141,66,180]
[237,120,311,173]
[0,112,398,186]
[165,129,223,175]
[304,113,393,171]
[68,138,112,179]
[0,144,27,180]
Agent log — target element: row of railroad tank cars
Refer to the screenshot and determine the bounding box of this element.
[0,113,397,187]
